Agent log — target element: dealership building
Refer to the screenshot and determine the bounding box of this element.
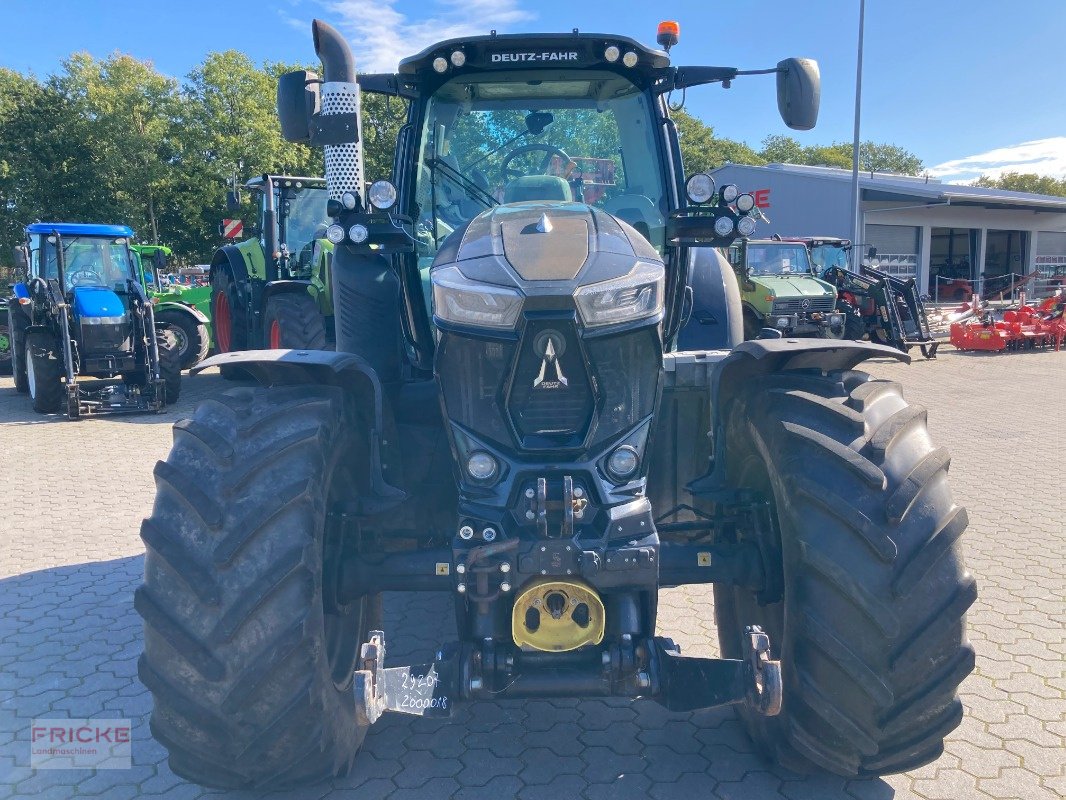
[710,163,1066,298]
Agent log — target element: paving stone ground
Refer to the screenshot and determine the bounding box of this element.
[1,347,1063,799]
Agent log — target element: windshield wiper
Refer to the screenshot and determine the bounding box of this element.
[428,157,498,209]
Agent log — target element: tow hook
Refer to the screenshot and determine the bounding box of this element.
[744,625,782,716]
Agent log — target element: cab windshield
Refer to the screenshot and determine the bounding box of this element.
[43,235,136,291]
[413,71,668,260]
[809,244,849,273]
[278,185,330,253]
[747,243,813,276]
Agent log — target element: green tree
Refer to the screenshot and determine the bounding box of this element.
[759,135,923,175]
[672,109,764,174]
[0,68,107,260]
[53,52,182,243]
[971,172,1066,197]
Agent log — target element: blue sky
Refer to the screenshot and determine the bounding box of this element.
[2,0,1064,176]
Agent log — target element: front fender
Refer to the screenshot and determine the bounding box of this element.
[155,301,210,325]
[689,338,908,494]
[192,349,405,508]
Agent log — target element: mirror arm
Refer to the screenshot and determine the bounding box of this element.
[669,65,785,91]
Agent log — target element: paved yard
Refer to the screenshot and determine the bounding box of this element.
[1,348,1063,800]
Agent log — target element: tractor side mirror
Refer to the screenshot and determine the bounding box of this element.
[226,190,242,212]
[12,245,29,275]
[277,70,321,144]
[152,250,168,270]
[776,58,820,131]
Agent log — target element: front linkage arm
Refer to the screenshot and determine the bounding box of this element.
[349,628,782,725]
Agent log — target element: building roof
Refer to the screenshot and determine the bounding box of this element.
[713,163,1066,213]
[26,222,135,238]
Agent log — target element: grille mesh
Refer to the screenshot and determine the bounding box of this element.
[321,81,363,201]
[772,296,835,313]
[507,324,593,445]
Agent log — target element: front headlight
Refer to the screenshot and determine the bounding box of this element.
[432,265,524,330]
[575,261,665,328]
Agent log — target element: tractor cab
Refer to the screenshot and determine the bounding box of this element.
[210,175,334,354]
[230,175,331,279]
[25,224,140,355]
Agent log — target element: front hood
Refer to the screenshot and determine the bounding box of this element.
[433,201,662,291]
[752,275,835,298]
[72,286,127,323]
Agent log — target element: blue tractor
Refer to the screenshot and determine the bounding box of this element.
[8,223,181,418]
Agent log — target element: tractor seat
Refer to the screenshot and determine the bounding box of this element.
[503,175,573,204]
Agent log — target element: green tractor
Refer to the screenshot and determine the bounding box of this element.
[137,19,974,789]
[210,175,333,356]
[131,244,212,370]
[728,237,848,339]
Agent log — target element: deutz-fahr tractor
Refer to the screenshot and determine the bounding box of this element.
[210,175,334,356]
[8,223,181,417]
[727,237,848,339]
[137,20,975,788]
[131,244,212,369]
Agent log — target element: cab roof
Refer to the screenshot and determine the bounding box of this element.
[399,31,670,77]
[244,175,327,190]
[26,222,134,238]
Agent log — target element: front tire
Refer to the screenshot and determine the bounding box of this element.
[156,331,182,404]
[137,385,377,789]
[844,312,867,340]
[263,292,327,350]
[156,308,209,370]
[713,369,975,776]
[211,269,246,355]
[9,311,29,392]
[0,312,11,376]
[26,331,65,414]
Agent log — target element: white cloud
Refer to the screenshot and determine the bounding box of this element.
[314,0,534,73]
[928,137,1066,184]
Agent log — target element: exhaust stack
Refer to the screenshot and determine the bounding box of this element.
[312,19,365,207]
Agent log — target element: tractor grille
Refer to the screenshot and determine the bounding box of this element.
[772,297,835,314]
[507,322,593,448]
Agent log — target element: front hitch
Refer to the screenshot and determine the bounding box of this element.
[351,625,783,728]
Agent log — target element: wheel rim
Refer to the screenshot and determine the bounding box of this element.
[25,344,36,399]
[269,319,281,349]
[213,290,232,352]
[165,324,189,358]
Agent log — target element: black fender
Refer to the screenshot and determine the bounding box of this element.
[676,248,744,351]
[689,338,909,495]
[262,279,313,304]
[155,301,209,326]
[210,245,251,297]
[192,349,405,510]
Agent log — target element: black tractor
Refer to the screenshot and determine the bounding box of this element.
[9,223,180,418]
[137,20,975,788]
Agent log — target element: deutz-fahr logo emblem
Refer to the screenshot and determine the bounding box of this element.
[532,330,568,390]
[491,51,579,64]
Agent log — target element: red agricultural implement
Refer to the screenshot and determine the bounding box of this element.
[950,294,1066,352]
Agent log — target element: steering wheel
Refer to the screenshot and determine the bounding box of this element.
[501,143,572,182]
[67,269,104,286]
